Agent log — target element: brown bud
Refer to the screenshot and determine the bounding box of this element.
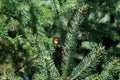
[53,37,59,46]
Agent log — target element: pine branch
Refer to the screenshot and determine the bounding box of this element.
[44,57,50,80]
[39,52,60,80]
[61,11,81,79]
[85,73,98,80]
[53,0,60,15]
[95,59,118,80]
[61,3,88,79]
[60,0,78,14]
[48,57,60,80]
[36,35,60,79]
[68,45,105,80]
[79,57,118,80]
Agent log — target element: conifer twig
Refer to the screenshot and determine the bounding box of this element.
[70,52,97,80]
[68,46,105,80]
[53,0,60,15]
[44,58,50,80]
[61,5,87,80]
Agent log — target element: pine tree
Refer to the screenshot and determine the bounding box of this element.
[0,0,120,80]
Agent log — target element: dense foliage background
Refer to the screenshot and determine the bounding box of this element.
[0,0,120,80]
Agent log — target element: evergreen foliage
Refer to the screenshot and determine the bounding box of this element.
[0,0,120,80]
